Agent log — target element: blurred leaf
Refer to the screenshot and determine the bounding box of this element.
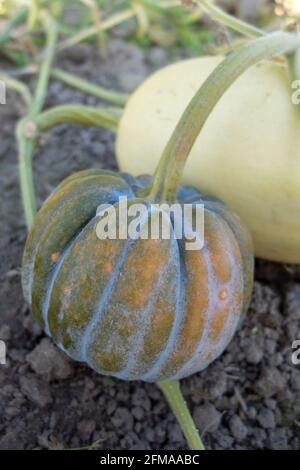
[148,24,177,46]
[177,27,213,52]
[0,6,28,46]
[1,47,28,66]
[133,1,150,38]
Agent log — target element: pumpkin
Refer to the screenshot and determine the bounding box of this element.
[116,56,300,264]
[22,168,253,382]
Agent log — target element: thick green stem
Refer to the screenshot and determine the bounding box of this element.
[192,0,265,38]
[35,104,121,133]
[51,68,128,106]
[18,14,58,229]
[148,31,300,203]
[17,123,37,228]
[158,380,205,451]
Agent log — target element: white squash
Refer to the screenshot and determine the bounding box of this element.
[116,56,300,263]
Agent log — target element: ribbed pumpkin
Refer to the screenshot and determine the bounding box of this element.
[22,168,253,382]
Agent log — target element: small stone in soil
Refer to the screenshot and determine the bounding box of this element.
[77,419,96,441]
[26,338,73,381]
[193,402,222,433]
[20,374,52,407]
[228,415,248,442]
[255,367,286,398]
[256,407,276,429]
[243,338,264,364]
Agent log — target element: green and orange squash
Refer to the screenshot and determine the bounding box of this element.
[22,168,253,382]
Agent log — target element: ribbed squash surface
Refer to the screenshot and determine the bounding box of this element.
[22,169,253,381]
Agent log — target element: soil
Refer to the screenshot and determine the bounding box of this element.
[0,37,300,451]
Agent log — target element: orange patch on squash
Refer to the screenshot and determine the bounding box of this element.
[117,239,167,310]
[209,305,231,341]
[93,349,123,373]
[51,252,60,262]
[205,218,232,284]
[160,250,209,376]
[139,309,174,363]
[103,260,113,274]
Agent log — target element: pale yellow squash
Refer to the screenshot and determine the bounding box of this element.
[116,56,300,263]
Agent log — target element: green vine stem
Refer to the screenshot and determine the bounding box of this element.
[87,0,107,52]
[3,66,128,106]
[57,8,136,52]
[17,12,58,229]
[35,104,121,132]
[158,380,205,450]
[0,72,32,107]
[51,68,128,106]
[27,0,39,30]
[191,0,265,38]
[147,31,300,203]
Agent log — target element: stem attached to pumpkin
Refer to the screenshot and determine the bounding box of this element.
[17,12,58,229]
[147,31,300,203]
[158,380,205,450]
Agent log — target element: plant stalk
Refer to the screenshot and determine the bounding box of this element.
[57,9,135,51]
[27,0,39,30]
[158,380,205,451]
[35,104,121,133]
[17,13,58,229]
[192,0,265,38]
[148,31,300,203]
[29,13,58,116]
[3,67,128,106]
[51,68,128,106]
